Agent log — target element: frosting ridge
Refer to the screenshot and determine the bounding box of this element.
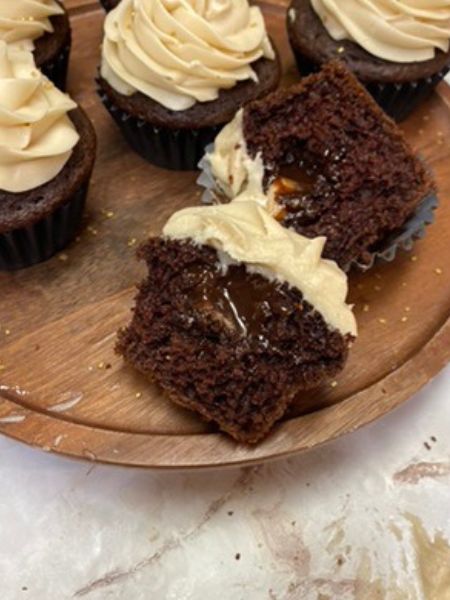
[101,0,275,111]
[0,0,64,50]
[163,201,357,336]
[311,0,450,63]
[0,43,79,193]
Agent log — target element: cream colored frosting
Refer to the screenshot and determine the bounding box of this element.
[0,0,64,50]
[207,109,281,215]
[0,43,79,194]
[101,0,275,111]
[163,201,357,336]
[311,0,450,63]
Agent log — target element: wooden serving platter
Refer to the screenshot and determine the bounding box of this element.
[0,0,449,469]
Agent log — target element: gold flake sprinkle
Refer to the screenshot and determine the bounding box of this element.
[423,115,430,121]
[401,316,408,323]
[128,237,137,247]
[363,304,370,312]
[378,318,387,324]
[106,211,115,218]
[88,366,94,372]
[135,392,142,399]
[411,256,418,262]
[401,282,407,287]
[97,362,105,369]
[4,329,10,336]
[337,46,345,54]
[58,253,68,262]
[0,364,5,371]
[435,267,443,275]
[374,285,382,292]
[87,226,98,235]
[330,381,338,388]
[404,306,411,312]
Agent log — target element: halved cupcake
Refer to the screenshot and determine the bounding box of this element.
[116,201,356,443]
[0,43,96,270]
[202,62,436,271]
[287,0,450,121]
[0,0,71,89]
[97,0,281,170]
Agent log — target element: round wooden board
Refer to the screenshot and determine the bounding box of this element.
[1,0,450,469]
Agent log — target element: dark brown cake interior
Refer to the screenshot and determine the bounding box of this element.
[242,61,435,269]
[116,238,351,443]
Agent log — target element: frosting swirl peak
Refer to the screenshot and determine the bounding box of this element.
[311,0,450,63]
[0,0,64,50]
[163,201,357,336]
[101,0,275,111]
[0,42,79,193]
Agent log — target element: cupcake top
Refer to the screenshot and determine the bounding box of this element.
[0,42,79,193]
[311,0,450,63]
[163,201,357,336]
[0,0,64,50]
[101,0,275,111]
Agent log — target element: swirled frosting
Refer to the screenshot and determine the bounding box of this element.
[101,0,275,111]
[0,43,79,193]
[0,0,64,50]
[311,0,450,63]
[163,201,357,336]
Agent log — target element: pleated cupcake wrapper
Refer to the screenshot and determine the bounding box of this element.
[290,46,450,122]
[41,42,71,91]
[366,65,450,122]
[197,146,438,272]
[98,89,221,171]
[0,183,88,271]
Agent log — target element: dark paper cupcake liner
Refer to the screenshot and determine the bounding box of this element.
[0,183,88,271]
[197,147,438,272]
[100,0,120,10]
[40,42,71,91]
[98,89,221,171]
[289,47,450,122]
[366,66,450,122]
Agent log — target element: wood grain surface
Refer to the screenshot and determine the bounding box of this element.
[0,0,449,468]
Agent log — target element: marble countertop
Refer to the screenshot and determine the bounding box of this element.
[1,366,449,599]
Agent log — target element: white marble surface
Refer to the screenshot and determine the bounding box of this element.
[1,366,449,599]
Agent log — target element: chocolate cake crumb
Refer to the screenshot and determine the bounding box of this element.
[116,238,352,443]
[242,62,434,269]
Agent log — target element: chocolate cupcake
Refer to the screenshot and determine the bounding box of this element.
[97,0,281,170]
[202,62,435,271]
[0,44,96,271]
[116,202,356,443]
[287,0,450,121]
[0,0,71,90]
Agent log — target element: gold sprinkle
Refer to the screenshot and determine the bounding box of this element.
[4,329,10,336]
[411,255,418,262]
[128,237,137,247]
[337,46,345,54]
[435,267,443,275]
[87,226,98,235]
[106,211,115,218]
[401,282,407,287]
[88,366,94,372]
[58,253,68,262]
[330,381,338,388]
[423,115,430,122]
[374,285,382,292]
[437,131,444,137]
[363,304,370,313]
[378,318,387,324]
[401,316,408,323]
[97,362,105,369]
[0,364,5,371]
[135,392,142,399]
[404,306,411,312]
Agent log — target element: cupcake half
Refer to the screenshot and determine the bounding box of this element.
[0,43,96,271]
[116,201,356,443]
[201,62,436,271]
[97,0,281,170]
[0,0,71,90]
[287,0,450,121]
